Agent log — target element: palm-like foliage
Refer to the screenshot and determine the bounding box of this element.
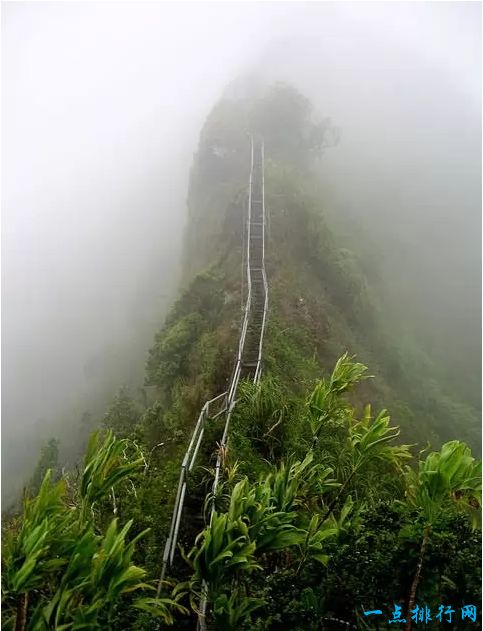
[202,460,242,517]
[307,353,368,442]
[212,589,264,631]
[406,439,481,525]
[403,440,481,630]
[180,356,480,630]
[348,405,412,476]
[295,513,338,573]
[322,405,411,516]
[226,477,304,555]
[4,472,72,598]
[2,431,183,630]
[182,453,341,627]
[183,510,260,599]
[80,430,145,517]
[27,519,151,629]
[265,451,339,513]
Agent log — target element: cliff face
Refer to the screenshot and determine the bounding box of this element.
[161,83,478,454]
[181,99,250,283]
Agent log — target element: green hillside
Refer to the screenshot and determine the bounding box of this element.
[2,84,480,630]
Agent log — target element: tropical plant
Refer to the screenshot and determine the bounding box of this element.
[226,477,303,555]
[192,510,260,590]
[79,430,145,522]
[323,404,412,517]
[294,513,338,574]
[180,451,343,628]
[3,471,72,631]
[348,405,411,474]
[2,431,184,630]
[212,588,264,631]
[267,452,339,513]
[403,440,481,630]
[307,353,368,445]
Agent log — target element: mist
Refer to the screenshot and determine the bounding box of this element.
[2,2,480,504]
[2,2,289,503]
[254,2,481,405]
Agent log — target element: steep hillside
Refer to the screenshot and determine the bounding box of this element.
[177,83,479,451]
[3,84,480,631]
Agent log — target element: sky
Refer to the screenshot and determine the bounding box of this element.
[2,1,481,502]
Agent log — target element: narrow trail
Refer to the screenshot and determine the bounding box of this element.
[158,136,268,612]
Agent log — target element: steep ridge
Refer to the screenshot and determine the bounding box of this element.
[146,84,479,598]
[3,83,480,631]
[140,86,479,629]
[159,135,268,590]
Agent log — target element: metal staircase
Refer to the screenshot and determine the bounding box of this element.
[158,136,268,614]
[239,137,268,382]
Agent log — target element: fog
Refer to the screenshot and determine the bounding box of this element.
[2,2,287,503]
[254,1,481,407]
[2,2,480,503]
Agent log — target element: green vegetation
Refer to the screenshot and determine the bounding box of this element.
[171,359,480,629]
[3,83,481,629]
[2,431,186,630]
[5,359,479,629]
